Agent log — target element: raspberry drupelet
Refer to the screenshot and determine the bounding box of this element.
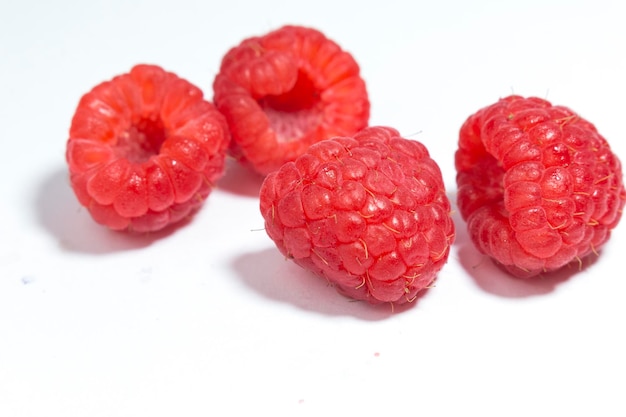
[66,64,231,232]
[456,95,626,277]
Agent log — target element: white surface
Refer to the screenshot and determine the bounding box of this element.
[1,1,625,416]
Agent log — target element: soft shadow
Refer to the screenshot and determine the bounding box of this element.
[216,158,265,198]
[451,208,590,298]
[231,247,424,320]
[35,166,191,254]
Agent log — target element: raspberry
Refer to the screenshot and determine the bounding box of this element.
[455,95,626,278]
[66,64,230,232]
[213,25,370,175]
[259,126,455,305]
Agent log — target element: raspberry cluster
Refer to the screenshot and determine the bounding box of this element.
[64,25,624,307]
[66,64,230,232]
[260,126,455,304]
[213,25,370,175]
[455,96,625,277]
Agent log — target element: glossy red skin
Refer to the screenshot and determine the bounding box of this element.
[260,126,455,305]
[66,64,230,232]
[213,25,370,175]
[456,95,626,277]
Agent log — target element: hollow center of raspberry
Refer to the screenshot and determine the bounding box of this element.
[114,117,166,163]
[258,71,322,143]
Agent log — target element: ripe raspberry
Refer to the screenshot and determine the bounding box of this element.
[456,95,626,278]
[66,64,230,232]
[259,126,455,305]
[213,25,370,176]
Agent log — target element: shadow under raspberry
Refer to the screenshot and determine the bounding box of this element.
[230,246,425,320]
[34,166,190,254]
[215,158,266,198]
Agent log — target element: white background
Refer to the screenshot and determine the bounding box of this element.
[1,0,625,416]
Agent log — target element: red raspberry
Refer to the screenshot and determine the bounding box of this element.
[66,64,230,232]
[456,95,626,278]
[213,25,370,176]
[259,126,455,305]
